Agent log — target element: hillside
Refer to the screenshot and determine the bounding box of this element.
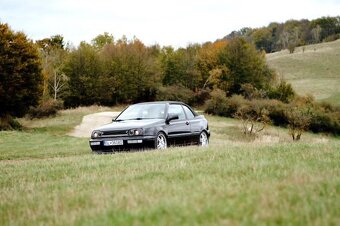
[266,39,340,105]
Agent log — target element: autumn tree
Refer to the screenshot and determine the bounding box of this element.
[0,23,43,129]
[36,35,68,100]
[197,40,227,89]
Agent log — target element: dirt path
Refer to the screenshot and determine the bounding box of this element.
[68,111,120,138]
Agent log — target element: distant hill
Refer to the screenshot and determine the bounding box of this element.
[266,39,340,105]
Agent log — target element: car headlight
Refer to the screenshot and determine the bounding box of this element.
[91,131,102,138]
[128,129,143,136]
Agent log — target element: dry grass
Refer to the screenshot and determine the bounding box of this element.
[266,39,340,105]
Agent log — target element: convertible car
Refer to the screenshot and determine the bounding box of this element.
[89,101,210,152]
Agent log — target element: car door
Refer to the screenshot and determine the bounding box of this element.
[167,104,191,144]
[182,104,201,142]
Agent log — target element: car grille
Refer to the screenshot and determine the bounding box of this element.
[101,130,128,137]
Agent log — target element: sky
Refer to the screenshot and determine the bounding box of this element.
[1,0,339,48]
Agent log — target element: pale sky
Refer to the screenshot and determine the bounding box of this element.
[1,0,339,47]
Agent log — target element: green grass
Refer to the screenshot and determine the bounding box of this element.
[266,39,340,105]
[0,108,339,226]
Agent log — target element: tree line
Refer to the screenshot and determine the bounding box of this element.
[222,16,340,53]
[47,34,279,108]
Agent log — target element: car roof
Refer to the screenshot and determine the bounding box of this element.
[134,101,186,105]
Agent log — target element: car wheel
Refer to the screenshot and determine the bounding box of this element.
[155,132,167,150]
[199,131,209,147]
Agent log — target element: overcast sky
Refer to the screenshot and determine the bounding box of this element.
[1,0,339,47]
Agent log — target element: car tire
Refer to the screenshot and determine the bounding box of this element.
[198,131,209,147]
[155,132,167,150]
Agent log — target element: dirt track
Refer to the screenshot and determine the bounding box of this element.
[68,111,120,138]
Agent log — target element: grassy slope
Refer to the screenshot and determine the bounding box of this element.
[0,108,339,226]
[266,39,340,105]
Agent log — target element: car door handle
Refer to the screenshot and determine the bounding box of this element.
[186,121,190,125]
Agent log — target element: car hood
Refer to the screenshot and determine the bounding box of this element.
[95,119,164,131]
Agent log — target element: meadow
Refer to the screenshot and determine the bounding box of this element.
[0,106,339,226]
[266,39,340,105]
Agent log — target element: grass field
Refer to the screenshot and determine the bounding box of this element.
[266,39,340,105]
[0,107,339,226]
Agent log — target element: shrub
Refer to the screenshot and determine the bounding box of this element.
[155,85,195,104]
[268,80,295,103]
[190,89,211,107]
[204,89,229,116]
[240,83,267,100]
[323,34,340,42]
[234,101,271,135]
[285,106,312,141]
[308,103,340,135]
[288,43,295,53]
[224,95,247,117]
[27,99,64,119]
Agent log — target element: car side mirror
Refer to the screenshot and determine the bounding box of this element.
[166,114,179,124]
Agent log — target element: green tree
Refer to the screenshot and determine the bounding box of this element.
[91,32,114,49]
[218,37,275,95]
[0,23,43,128]
[102,37,161,103]
[63,42,105,106]
[251,28,272,52]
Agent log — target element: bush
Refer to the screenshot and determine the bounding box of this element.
[234,100,271,135]
[205,90,340,136]
[268,80,295,103]
[288,43,295,53]
[323,34,340,42]
[308,102,340,135]
[285,106,312,141]
[27,99,64,119]
[155,85,195,104]
[204,89,229,116]
[190,89,211,107]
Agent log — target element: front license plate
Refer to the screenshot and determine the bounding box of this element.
[104,140,123,146]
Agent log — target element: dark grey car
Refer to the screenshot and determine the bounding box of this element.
[89,101,210,152]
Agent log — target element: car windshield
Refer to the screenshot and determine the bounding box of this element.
[116,103,166,121]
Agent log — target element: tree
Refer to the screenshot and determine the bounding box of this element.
[311,16,339,41]
[0,23,43,128]
[251,28,273,52]
[197,40,227,89]
[218,37,275,95]
[285,107,312,141]
[36,35,68,100]
[91,32,114,49]
[63,42,105,106]
[234,101,271,136]
[312,25,322,43]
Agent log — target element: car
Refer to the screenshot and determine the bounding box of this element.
[89,101,210,152]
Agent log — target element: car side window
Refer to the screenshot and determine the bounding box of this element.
[183,105,195,120]
[168,104,186,120]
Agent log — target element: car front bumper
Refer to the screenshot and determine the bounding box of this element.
[89,135,156,152]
